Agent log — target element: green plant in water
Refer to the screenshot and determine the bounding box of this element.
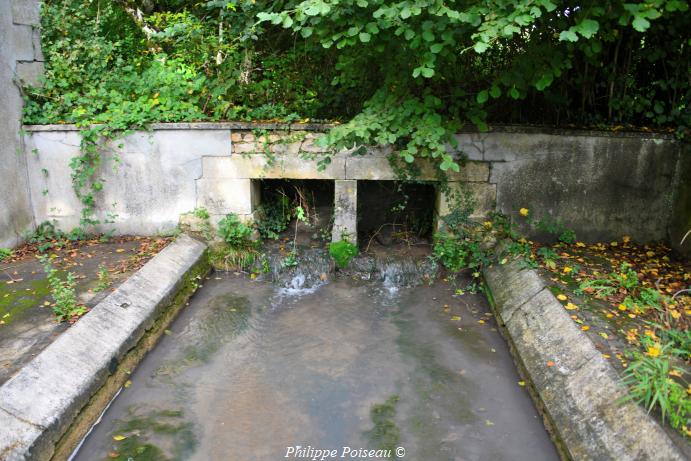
[255,190,291,240]
[365,395,401,453]
[328,240,358,269]
[39,255,85,322]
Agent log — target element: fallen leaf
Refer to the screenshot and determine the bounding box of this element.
[113,435,127,441]
[450,315,461,321]
[547,361,555,367]
[557,294,567,301]
[518,381,526,387]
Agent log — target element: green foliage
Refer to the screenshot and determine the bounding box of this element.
[256,192,291,239]
[217,213,253,246]
[576,262,666,313]
[94,264,111,293]
[39,255,85,322]
[26,221,87,253]
[0,248,12,262]
[191,207,210,220]
[328,240,359,268]
[622,347,689,431]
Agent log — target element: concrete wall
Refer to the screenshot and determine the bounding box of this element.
[0,0,44,247]
[21,123,684,247]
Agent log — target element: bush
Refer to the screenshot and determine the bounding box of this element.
[217,213,253,246]
[0,248,11,262]
[39,255,85,322]
[328,240,358,269]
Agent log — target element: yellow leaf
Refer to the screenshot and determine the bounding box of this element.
[113,435,127,441]
[581,325,590,331]
[563,267,572,274]
[451,315,461,321]
[115,249,126,253]
[575,242,586,247]
[599,332,609,339]
[124,380,132,388]
[518,380,525,386]
[478,319,485,324]
[565,302,578,310]
[519,208,529,217]
[556,294,567,301]
[622,235,630,243]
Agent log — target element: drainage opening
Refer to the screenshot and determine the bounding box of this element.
[255,179,334,244]
[357,181,435,254]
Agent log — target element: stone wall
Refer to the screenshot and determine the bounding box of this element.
[0,0,44,247]
[21,123,686,248]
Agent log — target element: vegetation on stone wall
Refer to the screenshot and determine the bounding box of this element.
[20,0,691,225]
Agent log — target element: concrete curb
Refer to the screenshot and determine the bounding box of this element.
[0,235,209,461]
[483,258,687,461]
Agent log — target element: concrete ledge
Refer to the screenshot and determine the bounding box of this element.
[22,123,677,140]
[0,235,209,461]
[484,259,687,461]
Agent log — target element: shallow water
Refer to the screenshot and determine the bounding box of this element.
[72,273,558,461]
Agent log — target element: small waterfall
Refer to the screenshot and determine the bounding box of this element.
[264,248,332,295]
[259,244,437,296]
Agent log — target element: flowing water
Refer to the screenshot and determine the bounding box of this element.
[71,265,558,461]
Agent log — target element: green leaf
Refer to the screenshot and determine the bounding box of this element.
[559,29,578,42]
[476,90,488,104]
[473,41,489,53]
[489,85,501,98]
[300,27,313,38]
[422,30,435,42]
[577,19,599,38]
[359,32,371,42]
[535,72,553,91]
[420,67,435,78]
[632,15,650,32]
[509,87,520,99]
[404,29,415,40]
[400,7,411,19]
[430,43,443,53]
[282,15,293,28]
[356,0,368,7]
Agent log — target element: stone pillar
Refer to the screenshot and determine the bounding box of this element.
[332,180,357,245]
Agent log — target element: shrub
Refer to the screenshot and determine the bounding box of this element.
[217,213,253,246]
[39,255,85,321]
[328,240,358,269]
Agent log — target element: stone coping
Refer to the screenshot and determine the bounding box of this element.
[0,235,208,461]
[483,256,687,460]
[22,122,677,140]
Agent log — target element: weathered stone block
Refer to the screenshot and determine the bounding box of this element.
[196,178,259,215]
[332,180,357,244]
[15,60,44,87]
[201,155,345,180]
[436,182,496,226]
[11,0,40,25]
[345,157,489,181]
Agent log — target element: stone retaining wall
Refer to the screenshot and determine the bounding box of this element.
[20,123,686,248]
[0,0,44,247]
